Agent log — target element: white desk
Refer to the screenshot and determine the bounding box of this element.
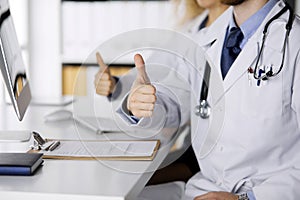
[0,97,179,200]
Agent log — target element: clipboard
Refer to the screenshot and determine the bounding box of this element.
[29,139,160,161]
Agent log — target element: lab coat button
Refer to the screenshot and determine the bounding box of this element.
[216,106,223,112]
[218,145,224,152]
[216,179,222,186]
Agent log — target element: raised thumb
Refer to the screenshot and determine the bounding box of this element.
[96,52,110,74]
[134,54,150,84]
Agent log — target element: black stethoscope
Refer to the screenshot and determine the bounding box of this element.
[254,1,294,80]
[195,2,294,119]
[195,62,211,118]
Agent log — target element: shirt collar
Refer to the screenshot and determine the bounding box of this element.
[228,0,278,47]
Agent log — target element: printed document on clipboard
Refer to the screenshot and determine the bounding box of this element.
[37,140,160,161]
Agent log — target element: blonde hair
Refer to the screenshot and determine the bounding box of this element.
[172,0,204,27]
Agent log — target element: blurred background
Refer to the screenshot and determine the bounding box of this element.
[2,0,299,101]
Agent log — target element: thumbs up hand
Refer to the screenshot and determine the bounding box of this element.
[127,54,156,118]
[94,52,116,96]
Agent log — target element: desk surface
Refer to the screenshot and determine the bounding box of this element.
[0,97,178,200]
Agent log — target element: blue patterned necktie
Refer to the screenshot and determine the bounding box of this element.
[221,27,244,79]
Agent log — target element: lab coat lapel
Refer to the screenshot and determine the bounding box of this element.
[197,7,233,84]
[223,39,259,91]
[205,38,224,82]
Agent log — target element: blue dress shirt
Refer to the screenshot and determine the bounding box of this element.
[228,0,278,49]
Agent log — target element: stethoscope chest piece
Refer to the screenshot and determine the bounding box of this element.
[195,100,211,119]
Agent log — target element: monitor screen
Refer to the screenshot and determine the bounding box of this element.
[0,0,31,121]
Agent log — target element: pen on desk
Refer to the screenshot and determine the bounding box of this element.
[73,116,103,134]
[44,141,55,151]
[49,141,60,151]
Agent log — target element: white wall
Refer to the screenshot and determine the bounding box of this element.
[28,0,62,98]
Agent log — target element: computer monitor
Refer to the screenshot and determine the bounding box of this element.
[0,0,31,141]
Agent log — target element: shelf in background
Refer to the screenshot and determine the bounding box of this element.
[61,0,173,64]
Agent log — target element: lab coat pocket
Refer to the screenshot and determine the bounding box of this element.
[241,52,283,119]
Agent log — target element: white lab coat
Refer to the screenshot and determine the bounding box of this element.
[183,1,300,199]
[131,1,300,199]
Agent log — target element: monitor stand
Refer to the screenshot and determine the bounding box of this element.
[30,96,74,106]
[0,130,31,142]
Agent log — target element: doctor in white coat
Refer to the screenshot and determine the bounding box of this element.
[124,0,300,199]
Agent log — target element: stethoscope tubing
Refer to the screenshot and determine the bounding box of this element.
[253,2,294,80]
[195,62,211,118]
